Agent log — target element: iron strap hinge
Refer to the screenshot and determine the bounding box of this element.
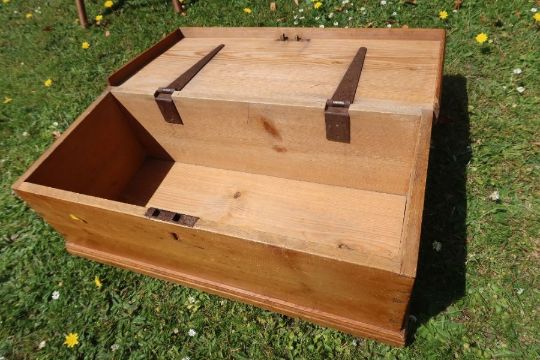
[325,47,367,143]
[154,44,225,124]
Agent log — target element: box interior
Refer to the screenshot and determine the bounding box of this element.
[24,93,417,272]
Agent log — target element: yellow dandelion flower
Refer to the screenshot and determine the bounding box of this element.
[439,10,448,20]
[94,276,102,288]
[25,13,32,19]
[104,1,113,8]
[69,214,81,221]
[3,96,12,104]
[534,13,540,22]
[475,32,488,44]
[44,79,53,87]
[3,0,11,4]
[243,8,252,14]
[95,15,103,22]
[64,333,79,348]
[81,41,90,49]
[314,2,323,9]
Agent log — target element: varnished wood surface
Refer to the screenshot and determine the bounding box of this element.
[113,91,421,195]
[68,242,407,346]
[121,159,406,272]
[25,94,146,201]
[110,28,444,194]
[115,36,441,107]
[11,28,445,345]
[14,182,412,346]
[400,110,433,276]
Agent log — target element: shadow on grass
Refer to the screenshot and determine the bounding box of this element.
[408,74,470,342]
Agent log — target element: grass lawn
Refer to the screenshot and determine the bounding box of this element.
[1,0,539,358]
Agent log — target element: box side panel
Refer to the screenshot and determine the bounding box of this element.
[24,94,146,200]
[180,27,445,42]
[16,188,413,345]
[112,92,419,195]
[400,110,434,276]
[21,93,172,203]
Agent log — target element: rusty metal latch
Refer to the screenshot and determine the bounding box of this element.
[325,47,367,143]
[145,207,199,227]
[155,44,225,124]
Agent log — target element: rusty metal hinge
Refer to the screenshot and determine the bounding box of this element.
[155,44,225,124]
[145,207,199,227]
[325,47,367,143]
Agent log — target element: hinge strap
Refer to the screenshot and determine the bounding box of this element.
[325,47,367,143]
[154,44,225,124]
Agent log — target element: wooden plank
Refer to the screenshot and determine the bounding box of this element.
[119,159,406,272]
[112,91,420,194]
[13,91,112,189]
[24,93,147,201]
[14,183,414,344]
[114,37,441,107]
[67,242,407,346]
[399,110,433,276]
[179,27,445,42]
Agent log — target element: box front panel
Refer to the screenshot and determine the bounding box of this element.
[17,188,413,341]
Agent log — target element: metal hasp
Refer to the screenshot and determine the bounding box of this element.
[145,207,199,227]
[154,44,225,124]
[325,47,367,143]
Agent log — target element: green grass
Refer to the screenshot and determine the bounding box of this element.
[1,0,539,358]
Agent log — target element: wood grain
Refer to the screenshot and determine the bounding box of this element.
[121,159,406,272]
[25,93,146,201]
[179,27,445,42]
[67,242,407,346]
[115,37,441,106]
[113,91,420,194]
[12,28,446,346]
[399,110,434,277]
[14,182,413,345]
[110,28,444,194]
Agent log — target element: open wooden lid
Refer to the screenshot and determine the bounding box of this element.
[110,27,445,120]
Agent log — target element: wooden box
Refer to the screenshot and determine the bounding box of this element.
[13,28,445,346]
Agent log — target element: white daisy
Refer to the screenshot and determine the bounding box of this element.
[488,190,500,201]
[51,290,60,300]
[188,329,197,337]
